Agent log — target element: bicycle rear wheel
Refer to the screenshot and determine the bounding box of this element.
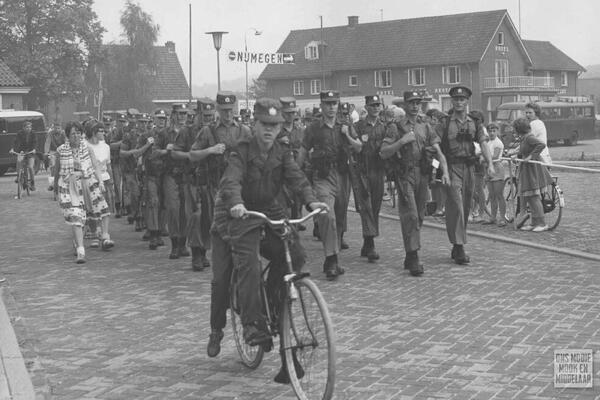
[230,271,264,369]
[282,278,335,400]
[16,169,22,199]
[544,183,563,231]
[503,177,517,224]
[24,167,30,196]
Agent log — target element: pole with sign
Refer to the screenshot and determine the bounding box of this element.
[227,51,295,64]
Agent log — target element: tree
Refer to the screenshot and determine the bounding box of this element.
[248,78,268,99]
[0,0,105,110]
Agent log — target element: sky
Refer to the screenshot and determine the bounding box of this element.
[92,0,600,87]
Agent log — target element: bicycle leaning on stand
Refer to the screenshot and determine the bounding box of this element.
[9,149,36,199]
[229,207,336,400]
[502,157,564,230]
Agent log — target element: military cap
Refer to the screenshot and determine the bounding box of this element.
[138,113,150,122]
[403,91,423,102]
[253,98,285,124]
[154,108,168,118]
[102,115,113,123]
[197,100,216,115]
[339,102,351,114]
[216,91,236,109]
[365,95,382,106]
[312,106,322,117]
[172,103,188,113]
[319,90,340,103]
[117,113,127,122]
[279,97,298,113]
[449,86,472,98]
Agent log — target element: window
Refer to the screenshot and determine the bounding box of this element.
[498,31,504,45]
[293,80,304,96]
[442,66,460,84]
[349,75,358,87]
[374,70,392,88]
[304,42,319,60]
[408,68,425,86]
[561,72,568,86]
[310,79,321,95]
[495,59,509,85]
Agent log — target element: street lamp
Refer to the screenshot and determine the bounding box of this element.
[245,28,262,110]
[206,31,228,91]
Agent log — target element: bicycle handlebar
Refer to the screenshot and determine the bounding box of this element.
[9,149,36,156]
[243,207,327,227]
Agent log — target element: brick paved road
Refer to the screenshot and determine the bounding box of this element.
[1,173,600,400]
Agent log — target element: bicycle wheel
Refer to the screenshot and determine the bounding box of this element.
[389,180,396,208]
[16,169,22,199]
[282,278,335,400]
[24,167,30,196]
[503,177,517,223]
[544,184,563,231]
[230,271,264,369]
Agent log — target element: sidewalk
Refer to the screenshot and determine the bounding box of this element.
[0,287,35,400]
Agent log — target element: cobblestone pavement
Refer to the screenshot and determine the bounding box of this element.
[1,173,600,400]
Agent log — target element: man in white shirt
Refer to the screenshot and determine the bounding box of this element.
[525,102,552,164]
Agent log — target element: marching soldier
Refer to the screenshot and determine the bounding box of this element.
[185,99,217,271]
[120,113,148,230]
[297,90,362,279]
[144,109,169,250]
[188,92,252,267]
[353,95,386,262]
[437,86,493,264]
[107,113,126,217]
[381,91,450,276]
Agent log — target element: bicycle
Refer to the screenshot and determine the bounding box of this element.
[229,207,336,400]
[503,158,564,230]
[9,149,36,199]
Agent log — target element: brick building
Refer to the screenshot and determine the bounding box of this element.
[0,60,30,110]
[259,10,585,121]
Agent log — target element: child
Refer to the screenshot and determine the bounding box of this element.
[512,118,553,232]
[483,122,507,226]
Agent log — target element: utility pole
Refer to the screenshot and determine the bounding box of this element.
[188,2,192,106]
[320,16,324,89]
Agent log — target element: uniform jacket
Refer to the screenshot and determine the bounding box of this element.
[384,116,440,172]
[354,116,386,172]
[302,118,357,173]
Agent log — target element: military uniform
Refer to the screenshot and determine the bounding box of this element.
[106,114,126,216]
[191,93,252,266]
[208,98,317,359]
[438,86,489,264]
[302,90,359,278]
[120,119,141,225]
[186,99,217,271]
[383,91,441,275]
[353,95,386,262]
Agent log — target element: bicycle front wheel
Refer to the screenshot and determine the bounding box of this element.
[282,278,335,400]
[16,169,22,199]
[230,276,264,369]
[545,184,563,231]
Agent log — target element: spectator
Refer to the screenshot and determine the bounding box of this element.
[483,122,507,226]
[524,102,552,164]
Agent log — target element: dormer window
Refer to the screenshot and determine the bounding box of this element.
[305,41,319,60]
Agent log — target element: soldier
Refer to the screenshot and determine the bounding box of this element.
[353,95,387,262]
[164,103,193,259]
[381,91,450,276]
[297,90,362,279]
[136,112,153,238]
[437,86,493,264]
[277,97,305,224]
[206,98,327,386]
[185,99,217,271]
[107,113,126,217]
[144,109,169,250]
[189,92,252,266]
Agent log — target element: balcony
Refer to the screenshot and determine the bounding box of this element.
[483,76,556,91]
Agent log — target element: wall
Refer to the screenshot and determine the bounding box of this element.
[0,93,24,110]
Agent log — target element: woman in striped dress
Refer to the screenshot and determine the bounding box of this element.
[55,121,111,263]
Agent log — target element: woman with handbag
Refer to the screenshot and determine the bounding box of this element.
[55,121,111,263]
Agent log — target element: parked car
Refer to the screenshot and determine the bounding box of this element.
[0,110,47,176]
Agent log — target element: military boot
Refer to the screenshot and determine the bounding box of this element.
[453,245,470,265]
[406,251,424,276]
[191,247,208,271]
[178,237,190,257]
[149,231,159,250]
[169,237,179,259]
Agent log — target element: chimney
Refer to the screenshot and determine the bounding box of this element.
[348,16,359,27]
[165,41,175,53]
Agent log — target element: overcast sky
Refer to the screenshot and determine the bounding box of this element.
[92,0,600,87]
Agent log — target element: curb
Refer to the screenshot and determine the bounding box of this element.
[0,287,36,400]
[351,207,600,263]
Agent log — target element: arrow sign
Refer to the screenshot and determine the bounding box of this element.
[227,51,295,64]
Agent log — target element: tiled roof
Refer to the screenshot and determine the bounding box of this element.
[522,40,585,72]
[0,59,25,87]
[260,10,508,80]
[150,46,190,100]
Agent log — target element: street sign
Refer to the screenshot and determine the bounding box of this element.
[227,51,295,64]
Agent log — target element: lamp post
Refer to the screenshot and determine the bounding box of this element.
[245,28,262,110]
[206,31,228,91]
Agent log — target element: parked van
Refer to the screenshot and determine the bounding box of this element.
[0,110,47,176]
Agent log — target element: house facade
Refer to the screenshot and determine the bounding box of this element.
[0,60,31,110]
[259,10,585,121]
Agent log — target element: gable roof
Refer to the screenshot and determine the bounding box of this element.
[522,40,585,72]
[0,59,25,87]
[260,9,511,80]
[149,45,190,100]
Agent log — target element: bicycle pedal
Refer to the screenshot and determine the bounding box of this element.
[260,339,273,352]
